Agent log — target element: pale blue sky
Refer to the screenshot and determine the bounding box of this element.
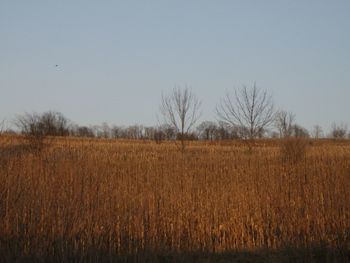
[1,1,349,132]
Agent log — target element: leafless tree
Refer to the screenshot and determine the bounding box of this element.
[312,125,323,139]
[291,124,309,138]
[215,122,231,140]
[39,111,69,136]
[15,112,42,136]
[160,87,201,150]
[152,130,163,144]
[275,110,295,138]
[214,121,241,140]
[100,122,112,138]
[216,84,275,143]
[330,123,347,139]
[111,126,123,139]
[92,125,103,138]
[73,125,95,137]
[14,111,69,150]
[197,121,218,140]
[127,125,144,139]
[155,124,176,141]
[144,126,156,140]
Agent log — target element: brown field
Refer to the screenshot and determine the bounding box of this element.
[0,135,349,262]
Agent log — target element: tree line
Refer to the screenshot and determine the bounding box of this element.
[1,85,349,143]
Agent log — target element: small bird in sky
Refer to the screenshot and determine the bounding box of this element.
[55,64,59,67]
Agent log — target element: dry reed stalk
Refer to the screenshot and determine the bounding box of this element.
[0,136,349,261]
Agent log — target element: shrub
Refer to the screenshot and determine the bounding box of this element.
[14,111,70,151]
[279,137,309,163]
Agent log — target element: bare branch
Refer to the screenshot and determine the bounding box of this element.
[159,86,201,150]
[216,84,275,140]
[275,110,295,138]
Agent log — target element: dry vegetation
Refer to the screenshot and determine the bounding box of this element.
[0,135,349,262]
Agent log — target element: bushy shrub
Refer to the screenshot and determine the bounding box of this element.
[15,111,70,151]
[279,137,309,164]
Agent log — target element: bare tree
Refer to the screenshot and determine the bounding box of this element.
[14,112,46,150]
[14,111,70,150]
[159,87,201,150]
[100,122,111,138]
[73,125,95,137]
[144,126,156,140]
[216,84,275,143]
[330,123,347,139]
[312,125,323,139]
[111,126,123,139]
[127,125,144,139]
[40,111,70,136]
[197,121,218,140]
[275,110,295,138]
[158,124,176,140]
[291,124,309,138]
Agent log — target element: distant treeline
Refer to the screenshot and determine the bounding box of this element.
[2,110,348,141]
[1,86,349,142]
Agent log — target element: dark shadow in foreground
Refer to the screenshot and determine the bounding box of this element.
[1,239,349,263]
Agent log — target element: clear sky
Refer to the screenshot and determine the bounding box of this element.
[1,1,349,132]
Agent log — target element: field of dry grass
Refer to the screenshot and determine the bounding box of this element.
[0,135,349,262]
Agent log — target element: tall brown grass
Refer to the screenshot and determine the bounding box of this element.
[0,135,349,262]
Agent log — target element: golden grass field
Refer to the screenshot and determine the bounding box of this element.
[0,135,349,262]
